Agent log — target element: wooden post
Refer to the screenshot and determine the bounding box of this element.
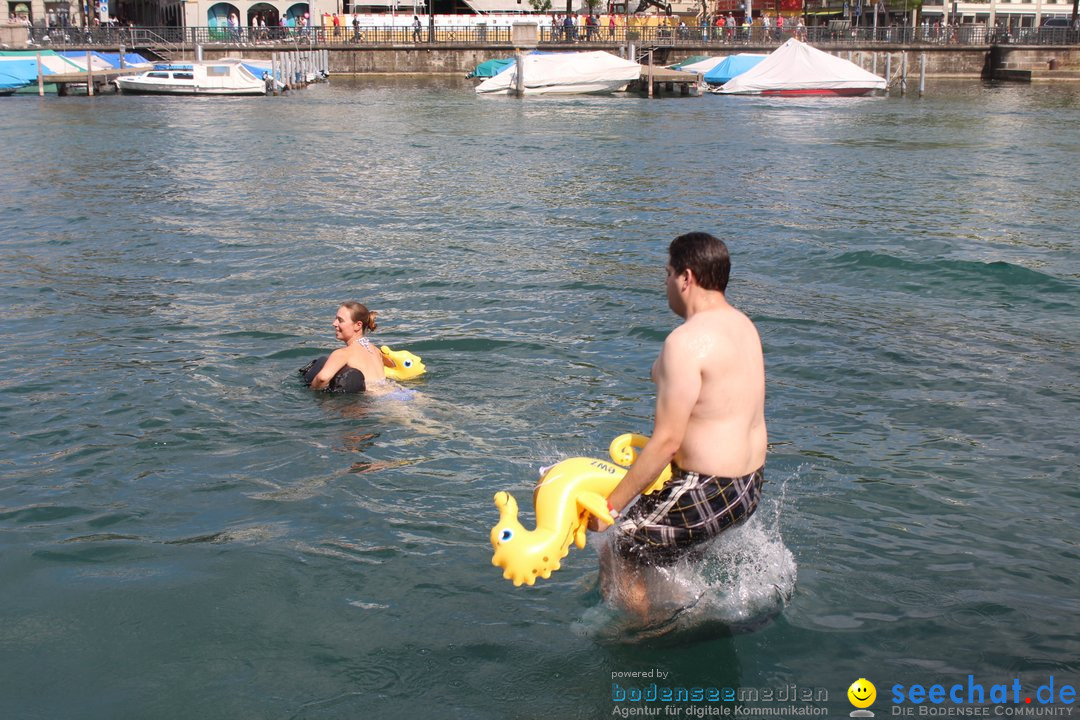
[119,44,125,69]
[86,50,94,96]
[647,50,653,98]
[919,52,926,96]
[514,52,524,97]
[901,51,908,96]
[885,53,892,92]
[271,53,278,94]
[37,51,44,96]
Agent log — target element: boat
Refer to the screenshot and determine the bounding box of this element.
[715,39,886,97]
[702,54,767,86]
[467,57,514,80]
[115,60,266,96]
[475,51,641,96]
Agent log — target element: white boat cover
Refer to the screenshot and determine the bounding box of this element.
[475,51,641,95]
[719,38,886,95]
[676,56,727,75]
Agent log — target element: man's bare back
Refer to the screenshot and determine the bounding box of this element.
[656,304,766,478]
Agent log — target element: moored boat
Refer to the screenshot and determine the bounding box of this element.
[115,59,265,96]
[475,51,641,96]
[716,39,886,97]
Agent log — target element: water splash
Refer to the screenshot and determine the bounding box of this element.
[575,473,798,643]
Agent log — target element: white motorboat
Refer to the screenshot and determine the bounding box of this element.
[115,60,266,96]
[475,51,641,96]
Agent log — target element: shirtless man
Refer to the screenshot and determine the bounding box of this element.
[592,232,767,609]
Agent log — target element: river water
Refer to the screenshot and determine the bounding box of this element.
[1,77,1077,719]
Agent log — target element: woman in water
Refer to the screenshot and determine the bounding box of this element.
[308,301,390,391]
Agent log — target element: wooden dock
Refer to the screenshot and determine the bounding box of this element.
[47,67,144,95]
[629,66,700,98]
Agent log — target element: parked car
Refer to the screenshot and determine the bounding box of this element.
[1037,16,1078,42]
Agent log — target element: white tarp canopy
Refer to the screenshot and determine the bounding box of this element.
[475,51,641,95]
[676,56,727,74]
[719,38,887,95]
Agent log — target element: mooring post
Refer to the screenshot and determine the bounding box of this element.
[647,50,654,98]
[514,52,524,97]
[919,52,926,97]
[86,50,93,96]
[36,50,44,96]
[885,53,892,93]
[901,51,908,96]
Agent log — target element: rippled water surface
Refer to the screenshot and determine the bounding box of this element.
[1,78,1078,719]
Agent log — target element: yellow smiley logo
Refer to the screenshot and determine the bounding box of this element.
[848,678,876,709]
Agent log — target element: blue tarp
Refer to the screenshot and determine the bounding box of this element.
[467,58,514,79]
[702,54,766,85]
[0,58,57,88]
[58,50,153,69]
[92,51,153,68]
[1,72,28,91]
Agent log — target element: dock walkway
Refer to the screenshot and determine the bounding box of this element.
[630,66,700,96]
[44,67,144,95]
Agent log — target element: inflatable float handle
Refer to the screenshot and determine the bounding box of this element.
[608,432,671,495]
[608,433,650,467]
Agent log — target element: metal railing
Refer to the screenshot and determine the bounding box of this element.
[20,22,1080,49]
[539,24,998,45]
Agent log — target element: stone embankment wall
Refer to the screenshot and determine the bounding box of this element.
[204,45,1076,79]
[323,46,993,77]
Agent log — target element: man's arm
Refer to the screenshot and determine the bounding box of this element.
[594,329,702,528]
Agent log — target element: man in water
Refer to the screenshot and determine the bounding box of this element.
[591,232,767,614]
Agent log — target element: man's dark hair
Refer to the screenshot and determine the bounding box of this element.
[668,232,730,293]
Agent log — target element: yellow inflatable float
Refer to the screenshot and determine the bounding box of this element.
[489,433,672,587]
[381,346,426,381]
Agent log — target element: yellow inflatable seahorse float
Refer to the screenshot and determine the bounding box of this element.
[381,346,425,381]
[489,433,672,587]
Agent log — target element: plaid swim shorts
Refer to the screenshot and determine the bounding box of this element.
[611,461,765,566]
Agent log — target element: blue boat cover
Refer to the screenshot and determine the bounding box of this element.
[1,72,28,91]
[0,58,57,88]
[93,51,153,68]
[703,54,766,85]
[58,50,153,68]
[467,58,514,79]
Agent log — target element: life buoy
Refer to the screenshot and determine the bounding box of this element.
[298,356,367,393]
